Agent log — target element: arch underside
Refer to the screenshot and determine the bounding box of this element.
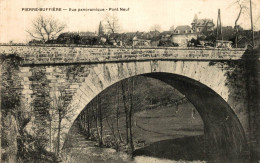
[143,73,248,161]
[61,61,248,161]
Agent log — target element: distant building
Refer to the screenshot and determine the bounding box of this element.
[191,14,215,32]
[174,25,193,34]
[98,21,104,36]
[170,25,197,47]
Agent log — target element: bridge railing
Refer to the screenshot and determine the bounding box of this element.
[0,44,246,65]
[0,43,247,50]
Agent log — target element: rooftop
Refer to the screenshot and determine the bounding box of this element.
[174,25,193,34]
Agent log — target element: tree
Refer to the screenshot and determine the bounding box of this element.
[104,109,119,150]
[231,0,249,47]
[93,97,102,146]
[86,107,91,137]
[121,78,135,153]
[98,95,103,146]
[89,95,104,146]
[26,15,66,43]
[150,24,161,32]
[104,82,124,147]
[116,83,123,143]
[104,13,121,39]
[128,77,135,153]
[50,89,73,156]
[150,24,161,39]
[169,25,175,32]
[121,81,129,145]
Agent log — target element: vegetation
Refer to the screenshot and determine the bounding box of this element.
[1,54,58,163]
[72,76,192,155]
[27,15,66,43]
[158,40,179,47]
[1,54,21,163]
[104,13,121,39]
[232,0,249,48]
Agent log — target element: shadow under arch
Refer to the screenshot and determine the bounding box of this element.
[63,71,248,162]
[141,72,248,162]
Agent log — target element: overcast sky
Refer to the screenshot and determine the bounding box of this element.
[0,0,260,43]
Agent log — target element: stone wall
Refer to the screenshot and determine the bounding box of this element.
[18,64,93,152]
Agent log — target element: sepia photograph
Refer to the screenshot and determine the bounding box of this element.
[0,0,260,162]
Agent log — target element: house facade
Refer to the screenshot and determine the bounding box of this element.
[170,25,197,47]
[191,14,215,32]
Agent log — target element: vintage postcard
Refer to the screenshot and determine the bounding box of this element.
[0,0,260,162]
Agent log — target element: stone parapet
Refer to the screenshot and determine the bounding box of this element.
[0,45,246,65]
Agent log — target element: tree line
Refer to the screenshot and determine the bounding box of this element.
[77,78,136,153]
[74,76,189,154]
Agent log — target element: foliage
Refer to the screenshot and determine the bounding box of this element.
[190,38,202,47]
[1,54,21,115]
[158,40,179,47]
[17,131,57,163]
[29,69,51,118]
[55,33,81,44]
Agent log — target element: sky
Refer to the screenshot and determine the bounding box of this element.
[0,0,260,43]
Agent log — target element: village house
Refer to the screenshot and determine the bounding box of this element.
[170,25,197,47]
[191,14,215,33]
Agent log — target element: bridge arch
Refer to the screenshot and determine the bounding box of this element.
[61,60,248,160]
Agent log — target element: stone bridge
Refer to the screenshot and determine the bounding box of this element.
[1,45,259,161]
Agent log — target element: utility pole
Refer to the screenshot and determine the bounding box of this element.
[250,0,255,47]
